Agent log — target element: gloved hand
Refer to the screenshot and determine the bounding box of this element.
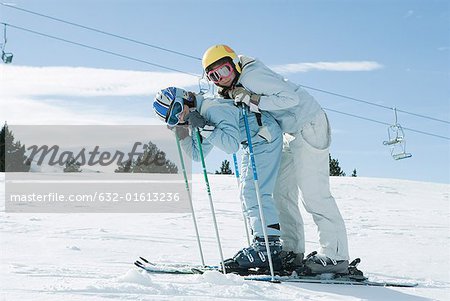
[186,110,209,128]
[228,86,261,113]
[175,125,190,140]
[186,110,215,139]
[167,125,190,140]
[217,87,231,99]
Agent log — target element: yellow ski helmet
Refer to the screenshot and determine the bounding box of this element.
[202,44,241,74]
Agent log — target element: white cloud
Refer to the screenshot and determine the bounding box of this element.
[0,62,384,125]
[0,96,163,125]
[0,65,199,97]
[271,61,383,74]
[0,65,199,125]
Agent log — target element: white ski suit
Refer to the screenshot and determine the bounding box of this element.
[179,95,283,237]
[235,56,350,260]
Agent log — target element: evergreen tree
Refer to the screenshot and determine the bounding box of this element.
[63,157,82,172]
[0,123,5,172]
[329,154,345,176]
[215,159,233,175]
[115,141,178,173]
[115,159,132,173]
[0,123,31,172]
[351,169,357,177]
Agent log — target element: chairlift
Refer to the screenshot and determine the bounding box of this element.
[1,24,13,64]
[2,51,13,63]
[383,108,412,160]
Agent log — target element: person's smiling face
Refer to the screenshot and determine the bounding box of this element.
[207,60,237,88]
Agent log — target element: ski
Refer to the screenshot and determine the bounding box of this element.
[133,257,418,287]
[244,275,418,287]
[134,257,218,274]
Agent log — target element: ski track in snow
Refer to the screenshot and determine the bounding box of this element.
[1,173,449,301]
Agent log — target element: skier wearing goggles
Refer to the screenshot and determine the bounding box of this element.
[202,45,350,275]
[154,86,285,272]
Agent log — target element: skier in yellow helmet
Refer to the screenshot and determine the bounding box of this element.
[202,44,350,275]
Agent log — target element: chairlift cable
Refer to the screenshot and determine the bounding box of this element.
[0,2,201,61]
[1,23,448,141]
[1,22,201,77]
[303,85,449,125]
[2,2,448,125]
[323,107,450,140]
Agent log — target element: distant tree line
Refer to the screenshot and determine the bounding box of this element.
[0,123,31,172]
[215,155,357,177]
[215,159,233,175]
[1,123,355,177]
[115,141,178,174]
[0,123,178,173]
[329,154,357,177]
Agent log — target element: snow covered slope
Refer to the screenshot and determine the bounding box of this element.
[0,173,448,300]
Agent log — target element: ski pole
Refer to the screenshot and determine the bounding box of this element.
[232,153,251,246]
[241,105,278,283]
[175,132,205,267]
[194,128,226,274]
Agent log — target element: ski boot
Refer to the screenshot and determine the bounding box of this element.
[299,251,349,275]
[279,251,304,272]
[222,236,283,275]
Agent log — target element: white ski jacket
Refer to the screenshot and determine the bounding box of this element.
[236,56,322,134]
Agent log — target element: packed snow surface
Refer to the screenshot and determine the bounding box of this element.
[1,173,449,300]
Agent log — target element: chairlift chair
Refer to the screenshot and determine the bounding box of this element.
[1,25,13,64]
[383,108,412,160]
[2,51,13,64]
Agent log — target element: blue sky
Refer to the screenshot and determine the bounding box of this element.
[0,0,449,183]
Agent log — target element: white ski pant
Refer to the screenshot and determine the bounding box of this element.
[273,110,350,260]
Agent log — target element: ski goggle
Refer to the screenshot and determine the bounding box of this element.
[206,61,234,83]
[165,97,185,127]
